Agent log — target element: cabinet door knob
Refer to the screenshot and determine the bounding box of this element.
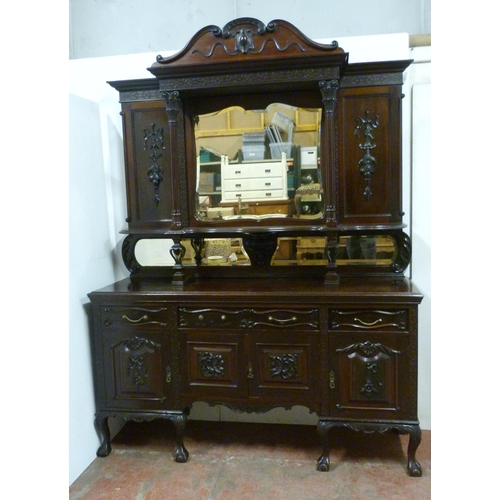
[247,363,254,379]
[166,366,172,384]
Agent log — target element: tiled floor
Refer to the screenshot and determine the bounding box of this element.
[70,420,430,499]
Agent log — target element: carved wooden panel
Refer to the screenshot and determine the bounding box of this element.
[150,18,346,78]
[248,333,320,408]
[329,332,414,419]
[337,85,403,225]
[102,331,172,410]
[181,333,247,398]
[121,100,173,229]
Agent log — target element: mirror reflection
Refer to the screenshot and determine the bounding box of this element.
[195,103,323,221]
[133,236,396,267]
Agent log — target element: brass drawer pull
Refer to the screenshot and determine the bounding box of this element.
[354,318,382,327]
[122,314,149,323]
[267,315,297,324]
[166,366,172,384]
[247,363,254,379]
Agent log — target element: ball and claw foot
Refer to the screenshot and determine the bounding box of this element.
[96,442,111,458]
[408,458,422,477]
[316,455,330,472]
[174,446,189,463]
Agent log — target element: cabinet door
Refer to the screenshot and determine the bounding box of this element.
[328,308,417,420]
[121,100,173,229]
[337,85,403,225]
[248,332,321,413]
[98,305,174,410]
[180,332,247,401]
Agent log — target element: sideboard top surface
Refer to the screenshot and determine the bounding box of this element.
[88,277,423,305]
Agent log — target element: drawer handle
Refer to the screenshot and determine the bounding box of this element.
[354,318,382,327]
[265,169,271,173]
[266,192,272,196]
[268,315,297,324]
[235,183,241,187]
[122,314,149,323]
[221,315,226,321]
[198,314,204,321]
[265,182,271,186]
[329,371,335,389]
[247,363,254,379]
[235,170,241,174]
[166,366,172,384]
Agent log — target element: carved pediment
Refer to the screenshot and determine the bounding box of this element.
[149,18,347,79]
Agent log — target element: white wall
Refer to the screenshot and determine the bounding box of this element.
[69,34,431,485]
[406,46,432,432]
[69,93,129,485]
[69,0,431,59]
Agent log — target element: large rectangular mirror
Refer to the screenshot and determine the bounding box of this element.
[194,103,323,222]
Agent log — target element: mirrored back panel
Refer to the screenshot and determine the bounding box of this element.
[193,103,323,222]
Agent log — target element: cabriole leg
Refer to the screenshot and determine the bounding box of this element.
[403,424,422,477]
[168,412,189,463]
[316,420,334,471]
[94,413,111,457]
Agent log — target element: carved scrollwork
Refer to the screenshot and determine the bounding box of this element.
[128,355,149,388]
[199,352,225,378]
[355,110,379,198]
[269,354,299,380]
[391,230,412,273]
[192,18,304,57]
[143,123,166,206]
[319,79,340,113]
[121,235,141,274]
[336,340,400,357]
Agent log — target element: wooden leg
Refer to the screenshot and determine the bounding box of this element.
[316,420,422,476]
[316,420,334,471]
[94,413,111,457]
[168,412,189,463]
[401,424,422,477]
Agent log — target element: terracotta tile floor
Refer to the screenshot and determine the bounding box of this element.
[70,420,430,499]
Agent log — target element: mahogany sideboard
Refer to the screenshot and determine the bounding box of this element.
[89,276,423,475]
[87,18,424,476]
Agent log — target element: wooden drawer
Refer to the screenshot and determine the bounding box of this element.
[223,177,283,192]
[223,188,286,202]
[222,162,283,179]
[329,308,408,332]
[101,306,170,329]
[179,307,320,330]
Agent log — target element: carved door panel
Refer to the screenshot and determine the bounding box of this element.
[98,305,174,410]
[180,332,247,400]
[121,100,173,229]
[101,328,173,410]
[337,85,403,225]
[247,332,320,411]
[329,331,414,420]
